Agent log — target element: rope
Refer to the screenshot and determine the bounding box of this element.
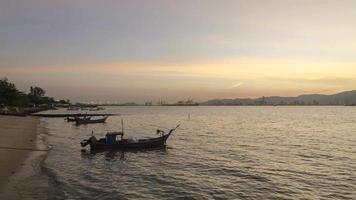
[0,146,52,151]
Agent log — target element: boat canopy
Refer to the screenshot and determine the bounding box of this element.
[106,132,123,144]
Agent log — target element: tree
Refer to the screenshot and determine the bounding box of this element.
[0,78,20,106]
[59,99,70,104]
[29,86,46,106]
[30,86,46,97]
[12,92,29,108]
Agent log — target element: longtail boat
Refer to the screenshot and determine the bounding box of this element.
[75,115,108,125]
[66,116,91,122]
[81,124,180,150]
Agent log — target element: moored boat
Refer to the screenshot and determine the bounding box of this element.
[89,107,105,111]
[66,116,91,122]
[75,115,108,125]
[67,106,80,111]
[80,124,180,150]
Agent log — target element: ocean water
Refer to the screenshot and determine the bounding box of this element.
[42,106,356,199]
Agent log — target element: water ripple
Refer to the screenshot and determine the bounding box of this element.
[43,106,356,199]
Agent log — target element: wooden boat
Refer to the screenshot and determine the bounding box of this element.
[89,107,105,111]
[66,116,91,122]
[66,116,76,122]
[75,115,108,125]
[80,124,180,150]
[67,106,80,111]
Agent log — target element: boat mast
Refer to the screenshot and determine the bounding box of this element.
[121,119,124,140]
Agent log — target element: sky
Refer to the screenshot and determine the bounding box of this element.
[1,0,356,103]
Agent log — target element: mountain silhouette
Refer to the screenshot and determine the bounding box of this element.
[201,90,356,105]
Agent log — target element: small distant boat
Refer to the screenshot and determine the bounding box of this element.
[66,116,91,122]
[75,115,108,125]
[67,106,80,111]
[66,116,76,122]
[89,107,105,111]
[81,124,180,150]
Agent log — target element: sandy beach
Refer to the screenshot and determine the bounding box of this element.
[0,116,48,199]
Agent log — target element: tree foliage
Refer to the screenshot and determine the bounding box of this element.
[28,86,47,106]
[0,78,21,106]
[30,86,46,97]
[0,78,54,108]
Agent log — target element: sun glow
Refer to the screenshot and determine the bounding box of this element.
[1,0,356,101]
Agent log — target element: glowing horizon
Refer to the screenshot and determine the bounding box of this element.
[1,0,356,102]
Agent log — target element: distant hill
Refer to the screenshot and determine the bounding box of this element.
[201,90,356,106]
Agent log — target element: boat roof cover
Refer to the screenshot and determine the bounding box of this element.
[106,131,123,136]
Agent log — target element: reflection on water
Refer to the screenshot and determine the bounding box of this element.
[43,106,356,199]
[81,147,168,161]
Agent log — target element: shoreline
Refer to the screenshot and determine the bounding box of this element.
[0,116,49,199]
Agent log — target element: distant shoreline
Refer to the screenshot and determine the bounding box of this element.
[86,104,352,107]
[80,89,356,107]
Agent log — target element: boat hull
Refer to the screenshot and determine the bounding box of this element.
[75,116,108,125]
[89,134,170,150]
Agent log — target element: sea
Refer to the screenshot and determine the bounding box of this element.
[40,106,356,199]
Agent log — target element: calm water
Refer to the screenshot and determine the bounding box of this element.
[42,106,356,199]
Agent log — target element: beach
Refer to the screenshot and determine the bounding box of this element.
[0,116,48,200]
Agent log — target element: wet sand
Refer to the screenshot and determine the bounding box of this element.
[0,116,48,199]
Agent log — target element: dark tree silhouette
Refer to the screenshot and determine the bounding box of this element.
[28,86,51,106]
[0,78,20,106]
[0,78,55,110]
[30,86,46,97]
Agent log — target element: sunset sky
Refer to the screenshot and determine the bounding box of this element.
[1,0,356,103]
